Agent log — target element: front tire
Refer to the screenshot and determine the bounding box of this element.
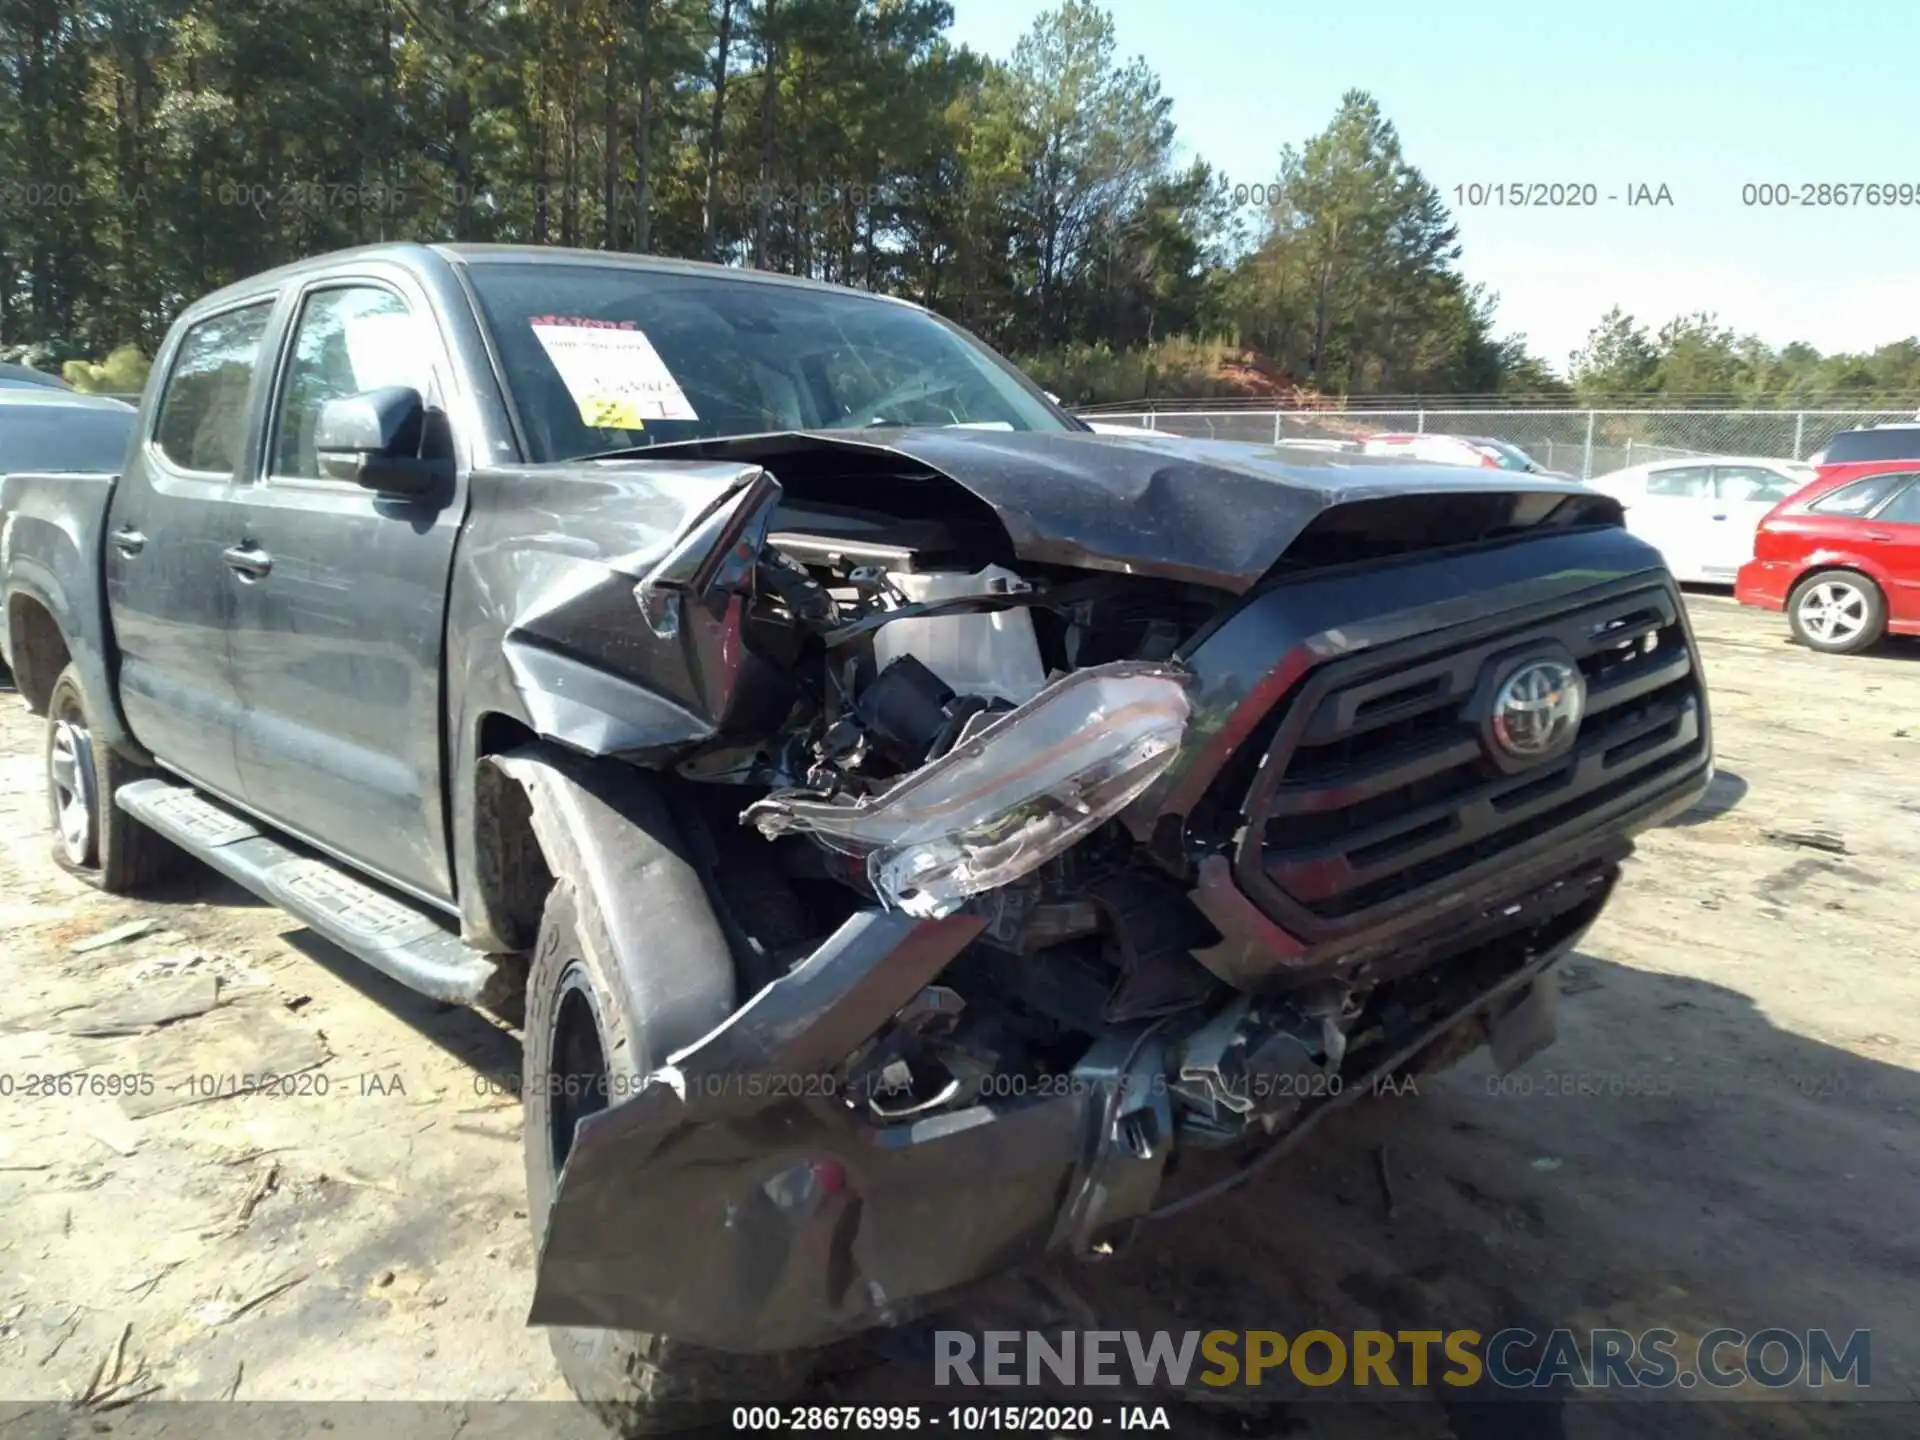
[521,884,808,1434]
[1787,570,1886,655]
[44,664,177,892]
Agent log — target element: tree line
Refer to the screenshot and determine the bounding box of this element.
[3,0,1916,405]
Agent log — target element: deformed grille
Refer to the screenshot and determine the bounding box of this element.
[1233,582,1706,937]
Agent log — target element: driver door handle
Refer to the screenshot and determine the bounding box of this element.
[222,543,273,578]
[110,527,146,555]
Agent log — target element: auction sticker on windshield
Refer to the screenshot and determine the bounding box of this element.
[531,319,699,428]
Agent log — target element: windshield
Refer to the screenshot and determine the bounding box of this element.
[464,262,1070,463]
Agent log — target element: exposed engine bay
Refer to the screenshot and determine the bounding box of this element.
[521,429,1701,1350]
[627,458,1593,1159]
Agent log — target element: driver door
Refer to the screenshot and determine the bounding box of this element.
[226,275,465,903]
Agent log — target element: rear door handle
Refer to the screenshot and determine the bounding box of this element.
[1709,513,1728,521]
[222,543,273,579]
[1862,531,1895,543]
[110,527,146,555]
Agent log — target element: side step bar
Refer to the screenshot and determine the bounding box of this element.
[116,779,499,1005]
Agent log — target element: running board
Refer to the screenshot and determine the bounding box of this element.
[115,779,499,1005]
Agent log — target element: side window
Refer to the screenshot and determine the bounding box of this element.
[269,286,433,480]
[1873,479,1920,525]
[1807,473,1910,517]
[1714,466,1797,503]
[1646,465,1713,498]
[152,302,275,476]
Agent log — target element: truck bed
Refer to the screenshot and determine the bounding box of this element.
[0,470,122,741]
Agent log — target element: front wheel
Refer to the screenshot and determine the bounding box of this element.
[1787,570,1886,655]
[44,664,178,892]
[521,883,809,1434]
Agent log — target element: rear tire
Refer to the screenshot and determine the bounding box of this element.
[45,664,178,893]
[1787,570,1886,655]
[521,884,809,1434]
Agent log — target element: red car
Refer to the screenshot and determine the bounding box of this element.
[1735,459,1920,653]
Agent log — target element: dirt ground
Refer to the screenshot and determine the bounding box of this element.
[1,594,1915,1439]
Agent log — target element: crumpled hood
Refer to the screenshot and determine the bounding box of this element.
[581,427,1610,593]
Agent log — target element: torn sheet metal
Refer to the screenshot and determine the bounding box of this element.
[457,461,797,761]
[527,907,1171,1353]
[583,427,1609,594]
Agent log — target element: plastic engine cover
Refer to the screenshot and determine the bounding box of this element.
[869,566,1047,706]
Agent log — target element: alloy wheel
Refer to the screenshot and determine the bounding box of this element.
[1795,581,1869,646]
[48,714,95,867]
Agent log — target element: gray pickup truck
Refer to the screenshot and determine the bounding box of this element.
[1,243,1711,1429]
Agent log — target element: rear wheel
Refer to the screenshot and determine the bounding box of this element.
[45,664,178,892]
[1787,570,1886,655]
[522,884,809,1434]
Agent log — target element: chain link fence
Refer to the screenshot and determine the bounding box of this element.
[1078,407,1920,479]
[76,395,1919,477]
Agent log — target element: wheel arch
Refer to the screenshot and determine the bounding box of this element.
[4,589,70,714]
[1787,557,1891,600]
[477,740,737,1059]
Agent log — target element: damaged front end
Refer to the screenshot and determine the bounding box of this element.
[527,434,1705,1354]
[530,885,1594,1353]
[744,662,1191,919]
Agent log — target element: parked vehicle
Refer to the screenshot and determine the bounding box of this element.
[1359,431,1566,477]
[1584,457,1816,584]
[1471,437,1572,478]
[0,361,75,392]
[1735,460,1920,653]
[2,243,1712,1432]
[0,389,137,475]
[1805,424,1920,467]
[1361,431,1502,468]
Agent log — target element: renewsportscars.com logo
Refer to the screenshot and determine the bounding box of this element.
[933,1328,1871,1392]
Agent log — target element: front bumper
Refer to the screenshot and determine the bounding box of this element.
[528,863,1616,1355]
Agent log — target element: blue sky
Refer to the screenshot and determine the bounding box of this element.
[947,0,1920,375]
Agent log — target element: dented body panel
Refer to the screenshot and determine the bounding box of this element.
[566,426,1619,594]
[530,888,1599,1351]
[445,459,788,947]
[4,243,1714,1368]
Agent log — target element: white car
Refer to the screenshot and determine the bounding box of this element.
[1584,456,1816,583]
[1358,432,1572,477]
[1360,432,1501,468]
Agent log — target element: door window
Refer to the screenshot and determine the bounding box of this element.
[269,286,432,480]
[152,302,275,476]
[1807,473,1910,516]
[1872,479,1920,525]
[1645,465,1713,498]
[1713,466,1798,503]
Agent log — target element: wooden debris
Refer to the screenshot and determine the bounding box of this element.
[69,918,162,955]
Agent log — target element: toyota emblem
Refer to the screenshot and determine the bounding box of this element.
[1489,658,1585,761]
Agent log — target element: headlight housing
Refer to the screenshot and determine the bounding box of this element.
[746,663,1191,917]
